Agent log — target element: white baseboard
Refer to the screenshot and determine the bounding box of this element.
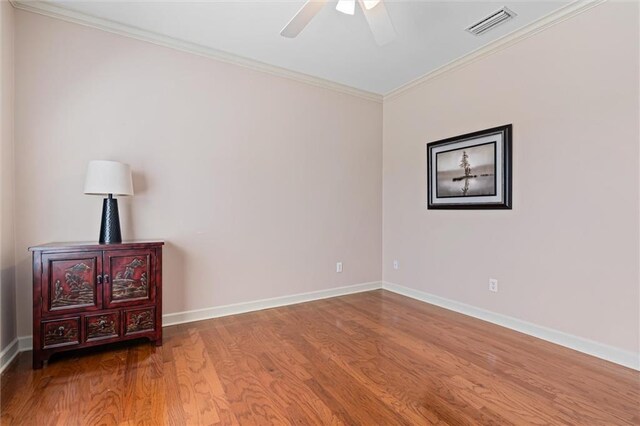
[382,281,640,371]
[13,280,639,371]
[13,337,33,352]
[15,281,384,351]
[0,338,20,374]
[18,336,32,352]
[162,281,383,327]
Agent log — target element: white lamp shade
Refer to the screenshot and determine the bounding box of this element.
[84,160,134,196]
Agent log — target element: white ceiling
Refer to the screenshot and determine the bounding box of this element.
[38,0,571,95]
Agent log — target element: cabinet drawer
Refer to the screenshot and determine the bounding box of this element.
[124,307,155,335]
[42,317,80,349]
[86,312,120,342]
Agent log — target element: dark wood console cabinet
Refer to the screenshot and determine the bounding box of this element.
[29,241,164,369]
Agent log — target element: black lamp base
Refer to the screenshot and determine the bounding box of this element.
[99,195,122,244]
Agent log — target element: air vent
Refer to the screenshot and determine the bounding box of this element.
[466,7,517,36]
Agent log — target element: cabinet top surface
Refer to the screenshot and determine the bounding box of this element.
[29,240,164,252]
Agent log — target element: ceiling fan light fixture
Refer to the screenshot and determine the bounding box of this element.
[362,0,381,10]
[336,0,355,15]
[281,0,395,46]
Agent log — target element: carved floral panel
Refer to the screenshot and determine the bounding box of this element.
[49,259,96,310]
[110,256,150,302]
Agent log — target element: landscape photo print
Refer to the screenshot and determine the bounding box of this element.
[427,125,512,209]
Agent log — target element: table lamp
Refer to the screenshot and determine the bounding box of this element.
[84,160,134,244]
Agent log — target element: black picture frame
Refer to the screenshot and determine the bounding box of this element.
[427,124,512,210]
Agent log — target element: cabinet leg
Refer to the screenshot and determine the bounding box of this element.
[154,337,163,347]
[33,356,44,370]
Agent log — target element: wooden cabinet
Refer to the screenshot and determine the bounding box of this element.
[30,241,163,369]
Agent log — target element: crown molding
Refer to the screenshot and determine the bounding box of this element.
[383,0,607,101]
[10,0,605,104]
[9,0,383,103]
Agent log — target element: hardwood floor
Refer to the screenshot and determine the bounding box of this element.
[1,290,638,425]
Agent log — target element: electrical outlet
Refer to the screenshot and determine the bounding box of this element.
[393,260,399,270]
[489,278,498,293]
[336,262,343,273]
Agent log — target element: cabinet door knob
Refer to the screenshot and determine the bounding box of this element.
[104,274,110,283]
[97,275,102,284]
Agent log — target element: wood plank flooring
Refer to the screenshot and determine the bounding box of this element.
[1,290,639,425]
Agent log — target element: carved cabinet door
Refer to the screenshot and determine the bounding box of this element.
[103,249,156,308]
[41,252,103,316]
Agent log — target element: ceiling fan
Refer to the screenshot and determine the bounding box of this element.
[280,0,396,46]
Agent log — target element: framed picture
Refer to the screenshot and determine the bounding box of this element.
[427,124,512,209]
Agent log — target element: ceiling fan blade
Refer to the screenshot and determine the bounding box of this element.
[358,0,396,46]
[336,0,355,15]
[280,0,328,38]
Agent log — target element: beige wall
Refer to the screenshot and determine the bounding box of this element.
[383,1,639,353]
[8,2,639,359]
[14,10,383,336]
[1,0,17,353]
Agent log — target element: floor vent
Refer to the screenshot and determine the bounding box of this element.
[466,7,517,36]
